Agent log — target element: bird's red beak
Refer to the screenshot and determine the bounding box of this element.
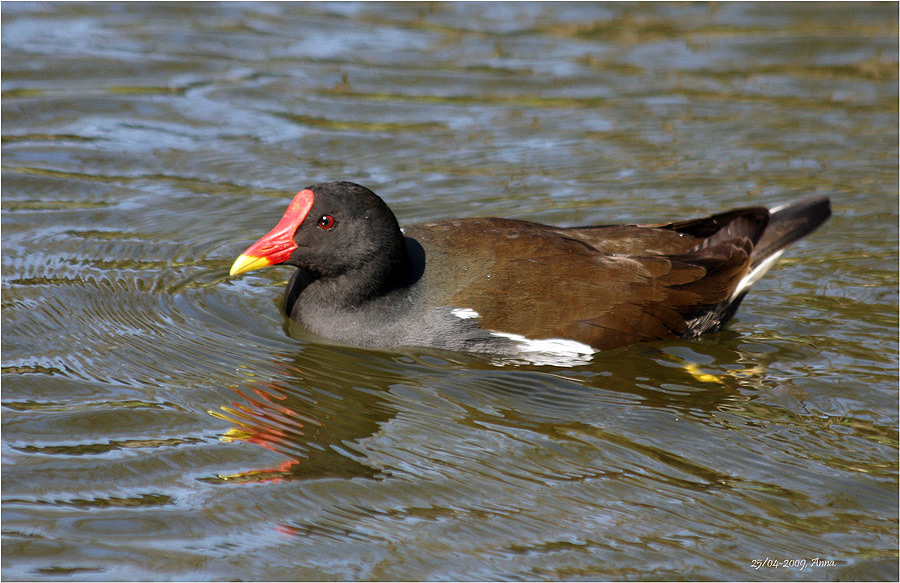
[229,189,315,276]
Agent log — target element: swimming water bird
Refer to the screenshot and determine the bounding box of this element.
[230,181,830,363]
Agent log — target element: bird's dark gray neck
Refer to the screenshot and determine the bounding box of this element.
[283,238,423,317]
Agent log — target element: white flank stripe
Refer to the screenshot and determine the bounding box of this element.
[491,331,596,366]
[451,308,481,320]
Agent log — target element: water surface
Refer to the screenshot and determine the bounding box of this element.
[2,2,897,580]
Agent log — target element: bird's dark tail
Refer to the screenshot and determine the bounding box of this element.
[683,196,831,337]
[753,196,832,268]
[732,196,831,300]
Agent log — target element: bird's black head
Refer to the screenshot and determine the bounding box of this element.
[230,181,411,289]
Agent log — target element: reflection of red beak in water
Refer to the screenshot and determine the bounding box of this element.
[208,360,385,487]
[209,384,319,484]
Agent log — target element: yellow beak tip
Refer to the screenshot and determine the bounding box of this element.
[229,254,271,277]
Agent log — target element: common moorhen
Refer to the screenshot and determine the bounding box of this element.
[230,181,830,362]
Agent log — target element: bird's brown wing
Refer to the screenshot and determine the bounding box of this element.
[557,206,770,255]
[412,211,768,350]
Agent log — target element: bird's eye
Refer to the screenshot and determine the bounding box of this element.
[317,215,335,230]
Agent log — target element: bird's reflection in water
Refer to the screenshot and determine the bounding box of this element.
[209,384,310,483]
[205,332,800,488]
[206,353,400,484]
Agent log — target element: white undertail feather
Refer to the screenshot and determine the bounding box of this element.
[731,249,785,301]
